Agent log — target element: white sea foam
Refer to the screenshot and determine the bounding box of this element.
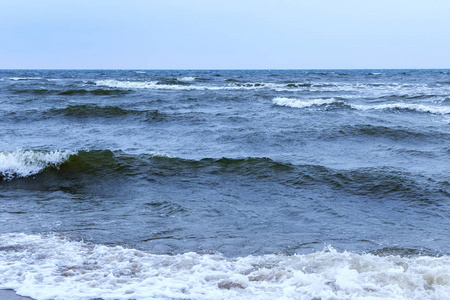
[0,149,73,180]
[2,234,448,300]
[96,80,278,91]
[351,103,450,115]
[273,97,337,108]
[95,79,443,96]
[149,151,174,158]
[273,98,450,115]
[9,77,42,81]
[177,76,196,82]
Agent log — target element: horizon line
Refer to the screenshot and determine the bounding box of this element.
[1,68,449,71]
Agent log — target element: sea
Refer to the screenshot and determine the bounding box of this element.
[0,69,449,300]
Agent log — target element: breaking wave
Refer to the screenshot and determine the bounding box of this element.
[0,149,73,180]
[273,97,340,108]
[95,79,275,91]
[177,76,196,82]
[3,150,446,200]
[11,88,131,96]
[273,97,450,114]
[58,89,131,95]
[93,79,449,97]
[9,77,42,81]
[350,103,450,115]
[0,233,449,300]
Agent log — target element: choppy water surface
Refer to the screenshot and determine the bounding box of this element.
[0,70,449,299]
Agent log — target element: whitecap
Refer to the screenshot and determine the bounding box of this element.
[273,97,337,108]
[9,77,42,81]
[351,103,450,115]
[0,149,74,180]
[96,80,279,91]
[177,77,196,82]
[0,234,449,300]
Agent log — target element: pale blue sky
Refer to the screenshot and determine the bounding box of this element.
[1,0,449,69]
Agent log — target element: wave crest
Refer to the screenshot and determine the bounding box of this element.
[11,88,131,96]
[273,97,450,114]
[4,150,445,201]
[273,97,339,108]
[49,105,162,119]
[0,149,74,180]
[350,103,450,114]
[95,80,281,91]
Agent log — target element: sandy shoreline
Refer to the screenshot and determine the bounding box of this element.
[0,290,33,300]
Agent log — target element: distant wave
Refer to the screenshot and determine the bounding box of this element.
[95,79,274,90]
[9,77,42,81]
[350,103,450,114]
[157,78,193,85]
[94,79,444,95]
[177,76,196,82]
[273,97,339,108]
[0,233,449,300]
[335,124,431,140]
[11,88,131,96]
[95,80,316,91]
[273,97,450,114]
[0,149,73,180]
[48,105,162,119]
[58,89,131,95]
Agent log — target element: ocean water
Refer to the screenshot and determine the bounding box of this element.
[0,69,449,299]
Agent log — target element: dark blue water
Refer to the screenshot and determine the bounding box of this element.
[1,70,450,299]
[1,70,449,257]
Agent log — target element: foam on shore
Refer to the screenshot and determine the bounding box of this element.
[0,233,449,300]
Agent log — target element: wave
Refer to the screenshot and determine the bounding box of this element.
[48,151,293,179]
[177,76,196,82]
[336,124,429,140]
[95,79,275,91]
[11,88,131,96]
[58,89,131,95]
[3,150,446,200]
[0,233,448,300]
[9,77,42,81]
[11,89,53,95]
[157,78,192,85]
[272,97,340,109]
[350,103,450,115]
[94,79,439,95]
[372,94,445,101]
[285,83,312,87]
[95,80,318,91]
[48,105,163,119]
[0,149,73,180]
[273,97,450,114]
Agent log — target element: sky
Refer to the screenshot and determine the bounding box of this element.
[1,0,449,69]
